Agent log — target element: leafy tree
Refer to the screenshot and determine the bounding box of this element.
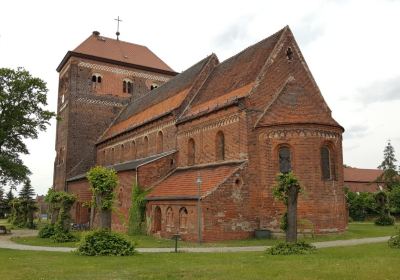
[128,184,149,235]
[87,166,118,230]
[344,188,378,221]
[378,140,399,190]
[0,67,56,187]
[273,172,301,243]
[8,182,37,228]
[0,186,5,218]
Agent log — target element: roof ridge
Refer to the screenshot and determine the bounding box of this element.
[217,26,286,67]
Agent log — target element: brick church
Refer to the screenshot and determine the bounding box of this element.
[53,26,347,241]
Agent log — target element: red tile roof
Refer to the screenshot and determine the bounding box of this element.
[57,33,174,73]
[147,162,244,200]
[182,28,284,118]
[344,167,383,183]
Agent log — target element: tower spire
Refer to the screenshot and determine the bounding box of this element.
[114,16,122,40]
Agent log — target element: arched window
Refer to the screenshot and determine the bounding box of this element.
[153,206,162,232]
[166,207,174,227]
[131,140,137,159]
[321,145,335,180]
[188,138,195,166]
[216,131,225,161]
[91,74,102,89]
[143,136,149,157]
[150,83,158,90]
[179,207,188,229]
[123,79,133,94]
[278,146,291,173]
[157,131,163,154]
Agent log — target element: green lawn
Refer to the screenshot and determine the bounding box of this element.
[11,222,398,248]
[0,243,399,279]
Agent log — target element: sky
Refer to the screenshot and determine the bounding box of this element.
[1,0,400,195]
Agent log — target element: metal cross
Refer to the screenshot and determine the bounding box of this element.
[115,16,122,40]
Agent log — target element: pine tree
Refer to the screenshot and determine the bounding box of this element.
[17,181,37,228]
[4,188,14,217]
[378,140,397,170]
[378,140,399,190]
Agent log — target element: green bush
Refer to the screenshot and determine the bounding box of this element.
[345,189,377,221]
[388,228,400,249]
[51,228,77,243]
[38,224,55,238]
[77,230,135,256]
[375,215,395,226]
[266,241,316,255]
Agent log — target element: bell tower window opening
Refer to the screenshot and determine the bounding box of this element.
[91,73,102,89]
[123,79,133,94]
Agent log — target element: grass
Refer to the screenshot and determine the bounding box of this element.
[10,222,397,248]
[0,243,399,279]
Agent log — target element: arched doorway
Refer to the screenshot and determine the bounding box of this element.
[154,206,162,232]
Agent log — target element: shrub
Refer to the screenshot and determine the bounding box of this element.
[388,228,400,249]
[77,230,135,256]
[38,224,55,238]
[345,189,377,221]
[266,241,316,255]
[375,215,395,226]
[51,229,77,243]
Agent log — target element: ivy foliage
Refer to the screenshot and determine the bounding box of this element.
[38,189,76,242]
[388,228,400,249]
[8,182,37,228]
[77,230,135,256]
[272,172,301,231]
[374,191,395,226]
[128,184,149,235]
[266,241,316,255]
[86,166,118,210]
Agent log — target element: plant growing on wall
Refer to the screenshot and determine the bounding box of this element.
[272,172,301,243]
[86,166,118,230]
[39,189,76,242]
[128,183,149,235]
[374,191,394,226]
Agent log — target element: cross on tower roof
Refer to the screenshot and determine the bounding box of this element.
[114,16,122,40]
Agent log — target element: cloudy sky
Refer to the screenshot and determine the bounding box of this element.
[1,0,399,195]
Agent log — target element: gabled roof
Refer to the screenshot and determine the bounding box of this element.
[98,55,215,142]
[181,28,285,119]
[147,161,244,200]
[67,150,177,182]
[57,32,175,74]
[344,167,383,183]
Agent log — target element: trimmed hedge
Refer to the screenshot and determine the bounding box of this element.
[77,230,135,256]
[266,241,316,255]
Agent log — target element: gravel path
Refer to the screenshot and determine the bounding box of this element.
[0,230,391,253]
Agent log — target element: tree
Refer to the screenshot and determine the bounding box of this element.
[377,140,399,190]
[87,166,118,230]
[8,181,37,228]
[273,172,301,243]
[3,188,14,217]
[0,67,56,187]
[0,186,5,218]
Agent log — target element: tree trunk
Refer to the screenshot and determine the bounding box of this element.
[286,184,299,243]
[96,194,112,230]
[51,208,60,224]
[100,209,112,230]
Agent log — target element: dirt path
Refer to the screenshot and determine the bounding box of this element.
[0,230,391,253]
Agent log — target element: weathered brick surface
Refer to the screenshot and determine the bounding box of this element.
[56,27,348,242]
